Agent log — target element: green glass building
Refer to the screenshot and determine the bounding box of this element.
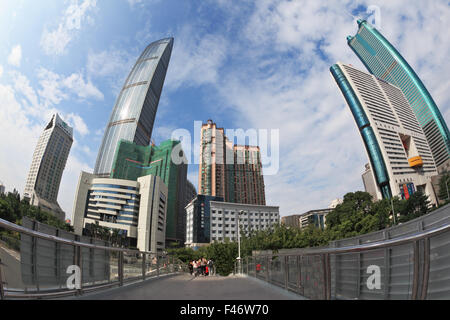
[110,139,187,245]
[347,20,450,169]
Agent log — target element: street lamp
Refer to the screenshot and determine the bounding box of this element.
[236,210,244,274]
[445,175,450,201]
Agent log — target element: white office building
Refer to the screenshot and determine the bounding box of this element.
[331,63,438,205]
[209,201,280,243]
[24,114,73,220]
[72,172,168,252]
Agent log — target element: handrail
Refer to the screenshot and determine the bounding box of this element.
[252,222,450,257]
[0,218,154,255]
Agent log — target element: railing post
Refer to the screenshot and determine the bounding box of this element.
[118,251,124,286]
[142,254,146,280]
[421,237,430,300]
[74,245,83,295]
[245,257,248,275]
[156,255,160,277]
[284,256,289,290]
[0,258,5,300]
[411,240,420,300]
[265,256,269,283]
[324,253,331,300]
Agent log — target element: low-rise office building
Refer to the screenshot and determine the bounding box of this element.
[185,195,279,248]
[72,172,168,253]
[298,208,332,230]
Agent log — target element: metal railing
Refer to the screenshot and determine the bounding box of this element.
[0,218,188,299]
[237,222,450,300]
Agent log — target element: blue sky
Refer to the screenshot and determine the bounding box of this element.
[0,0,449,220]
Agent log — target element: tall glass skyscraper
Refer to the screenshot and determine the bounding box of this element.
[347,20,450,169]
[94,38,174,177]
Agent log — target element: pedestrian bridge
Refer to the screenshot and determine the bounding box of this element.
[1,203,450,300]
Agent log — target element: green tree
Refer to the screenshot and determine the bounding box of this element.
[437,171,450,201]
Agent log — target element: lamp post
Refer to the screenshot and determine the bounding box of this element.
[391,196,397,225]
[445,175,450,201]
[236,210,243,274]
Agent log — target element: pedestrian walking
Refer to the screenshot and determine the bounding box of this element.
[188,261,193,275]
[193,260,198,277]
[208,259,214,276]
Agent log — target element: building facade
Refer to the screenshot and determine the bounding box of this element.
[298,209,332,230]
[281,214,302,229]
[94,38,174,177]
[185,180,197,208]
[198,120,266,205]
[331,62,438,204]
[71,172,167,253]
[185,196,279,247]
[209,201,279,242]
[362,163,378,201]
[347,20,450,170]
[24,114,73,220]
[185,195,224,249]
[0,181,5,195]
[110,139,187,246]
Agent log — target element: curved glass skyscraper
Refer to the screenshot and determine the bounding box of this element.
[94,38,174,177]
[347,20,450,169]
[331,62,438,205]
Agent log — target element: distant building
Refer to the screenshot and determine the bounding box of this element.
[282,209,332,230]
[281,215,302,229]
[362,163,378,201]
[71,172,168,253]
[198,120,266,205]
[185,180,197,206]
[299,209,332,230]
[23,114,73,220]
[328,198,343,209]
[110,139,187,246]
[185,195,279,247]
[0,181,5,195]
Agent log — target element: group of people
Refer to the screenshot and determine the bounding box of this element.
[189,258,214,277]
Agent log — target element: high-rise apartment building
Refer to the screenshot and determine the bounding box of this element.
[71,172,167,252]
[24,114,73,220]
[347,20,450,170]
[331,62,438,204]
[198,120,266,205]
[94,38,174,177]
[110,139,187,246]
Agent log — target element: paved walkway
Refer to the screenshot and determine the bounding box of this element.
[75,273,305,300]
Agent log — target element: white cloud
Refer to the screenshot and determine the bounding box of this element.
[40,0,97,55]
[0,65,3,77]
[8,45,22,67]
[87,48,137,93]
[37,67,104,106]
[165,26,228,90]
[66,113,90,136]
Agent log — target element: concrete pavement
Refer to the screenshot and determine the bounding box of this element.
[75,273,306,300]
